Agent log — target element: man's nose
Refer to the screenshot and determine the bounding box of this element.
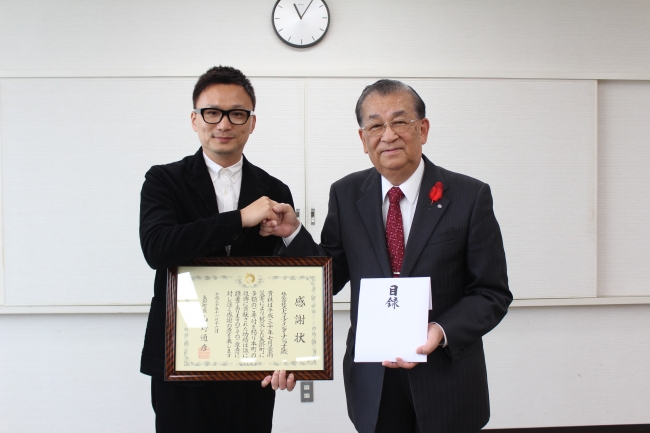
[381,124,399,141]
[217,116,234,130]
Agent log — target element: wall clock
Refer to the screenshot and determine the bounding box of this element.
[272,0,330,48]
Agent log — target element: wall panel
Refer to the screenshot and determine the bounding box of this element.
[303,79,371,303]
[598,81,650,298]
[306,78,596,300]
[0,80,4,306]
[0,77,304,306]
[243,78,306,224]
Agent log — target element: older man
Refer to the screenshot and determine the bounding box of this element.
[139,66,294,433]
[263,79,512,433]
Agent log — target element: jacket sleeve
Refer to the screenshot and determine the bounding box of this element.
[139,166,243,270]
[280,184,350,296]
[435,183,512,361]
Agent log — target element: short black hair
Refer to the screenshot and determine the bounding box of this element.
[192,66,256,109]
[354,79,426,127]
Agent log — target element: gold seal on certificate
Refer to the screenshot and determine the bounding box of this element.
[165,257,333,381]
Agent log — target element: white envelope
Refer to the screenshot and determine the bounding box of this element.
[354,277,431,363]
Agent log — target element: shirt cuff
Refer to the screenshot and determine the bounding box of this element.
[430,322,448,347]
[282,225,302,246]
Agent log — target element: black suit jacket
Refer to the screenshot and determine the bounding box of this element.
[139,148,293,378]
[283,156,511,433]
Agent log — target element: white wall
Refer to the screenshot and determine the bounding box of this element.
[2,0,650,79]
[2,307,648,431]
[484,305,650,428]
[1,1,649,431]
[0,313,155,432]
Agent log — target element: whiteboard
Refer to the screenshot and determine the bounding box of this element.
[597,81,650,297]
[0,78,305,306]
[1,77,596,305]
[305,78,597,300]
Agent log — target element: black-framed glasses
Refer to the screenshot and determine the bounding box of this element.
[193,107,254,125]
[361,118,420,137]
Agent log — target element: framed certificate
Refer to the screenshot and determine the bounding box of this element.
[165,256,333,381]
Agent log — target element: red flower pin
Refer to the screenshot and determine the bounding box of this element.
[429,182,443,204]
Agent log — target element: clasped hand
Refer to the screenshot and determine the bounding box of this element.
[240,197,283,228]
[259,203,301,238]
[241,198,301,239]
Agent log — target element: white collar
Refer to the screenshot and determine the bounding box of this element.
[203,153,244,183]
[381,158,425,204]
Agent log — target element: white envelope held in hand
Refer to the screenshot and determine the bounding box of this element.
[354,277,432,363]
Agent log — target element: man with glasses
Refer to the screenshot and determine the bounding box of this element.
[139,66,295,433]
[263,79,512,432]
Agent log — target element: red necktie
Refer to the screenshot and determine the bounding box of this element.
[386,187,405,276]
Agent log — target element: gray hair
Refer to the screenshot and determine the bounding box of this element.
[354,79,426,127]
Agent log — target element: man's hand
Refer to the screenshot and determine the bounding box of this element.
[259,203,301,238]
[240,197,279,228]
[261,370,295,391]
[382,323,443,370]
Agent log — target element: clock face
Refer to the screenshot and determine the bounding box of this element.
[272,0,330,48]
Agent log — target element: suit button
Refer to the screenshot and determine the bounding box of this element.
[232,234,239,240]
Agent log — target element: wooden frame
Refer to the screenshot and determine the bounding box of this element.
[165,257,333,381]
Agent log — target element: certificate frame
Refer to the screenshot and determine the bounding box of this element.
[165,256,333,381]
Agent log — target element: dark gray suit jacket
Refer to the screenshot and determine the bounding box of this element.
[282,156,511,433]
[139,148,293,378]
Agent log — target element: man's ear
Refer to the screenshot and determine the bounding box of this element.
[359,129,369,154]
[249,114,256,134]
[419,118,430,145]
[191,111,198,132]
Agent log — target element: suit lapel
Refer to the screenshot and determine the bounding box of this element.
[356,170,393,278]
[187,149,219,216]
[401,157,449,277]
[187,151,267,256]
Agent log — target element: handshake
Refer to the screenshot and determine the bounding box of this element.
[240,196,301,238]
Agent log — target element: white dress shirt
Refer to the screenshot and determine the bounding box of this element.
[203,152,243,212]
[203,152,243,255]
[381,158,425,246]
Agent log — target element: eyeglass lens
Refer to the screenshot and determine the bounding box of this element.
[201,109,251,125]
[363,119,417,137]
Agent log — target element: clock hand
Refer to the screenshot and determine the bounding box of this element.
[301,0,314,16]
[293,3,303,19]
